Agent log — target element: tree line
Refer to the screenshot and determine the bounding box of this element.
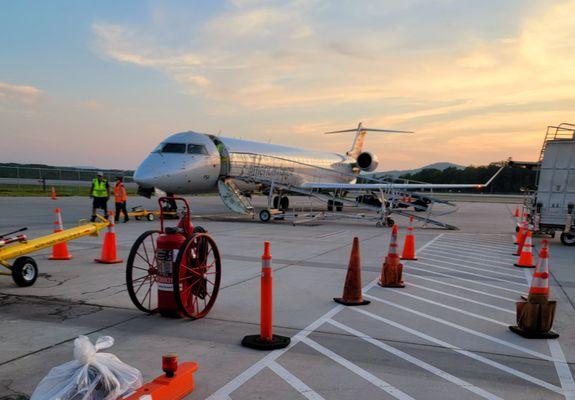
[399,163,537,193]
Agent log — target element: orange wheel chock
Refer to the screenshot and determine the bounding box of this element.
[124,355,198,400]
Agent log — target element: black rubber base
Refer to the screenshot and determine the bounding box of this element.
[378,281,406,288]
[509,325,559,339]
[333,297,371,306]
[400,257,418,261]
[513,263,535,268]
[242,334,291,350]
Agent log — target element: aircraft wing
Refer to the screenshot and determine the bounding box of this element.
[301,165,505,191]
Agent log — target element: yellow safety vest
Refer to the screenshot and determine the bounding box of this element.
[92,178,108,197]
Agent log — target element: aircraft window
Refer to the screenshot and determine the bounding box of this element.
[188,144,208,155]
[160,143,187,153]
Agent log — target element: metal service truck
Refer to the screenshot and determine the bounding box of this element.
[527,123,575,245]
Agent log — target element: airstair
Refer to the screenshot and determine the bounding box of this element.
[217,179,254,216]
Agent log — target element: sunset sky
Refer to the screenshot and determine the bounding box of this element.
[1,0,574,170]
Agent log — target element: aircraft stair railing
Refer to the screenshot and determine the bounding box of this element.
[217,178,254,216]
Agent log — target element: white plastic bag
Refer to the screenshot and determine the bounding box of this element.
[31,336,142,400]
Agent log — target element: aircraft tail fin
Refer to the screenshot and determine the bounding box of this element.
[324,122,413,158]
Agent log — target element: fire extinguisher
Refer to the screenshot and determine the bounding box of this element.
[155,226,187,317]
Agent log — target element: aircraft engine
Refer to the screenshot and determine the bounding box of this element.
[356,151,379,172]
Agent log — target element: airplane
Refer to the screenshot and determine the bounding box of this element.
[134,123,504,229]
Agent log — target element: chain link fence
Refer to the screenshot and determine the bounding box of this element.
[0,165,135,195]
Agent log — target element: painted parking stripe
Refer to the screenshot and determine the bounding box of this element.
[413,259,527,287]
[387,290,509,326]
[404,272,517,302]
[206,233,445,399]
[438,236,517,249]
[268,361,326,400]
[327,319,504,400]
[424,244,516,264]
[437,238,516,252]
[434,240,516,257]
[205,305,344,400]
[422,248,515,268]
[351,308,563,395]
[363,293,555,361]
[407,265,526,295]
[418,251,524,275]
[406,282,514,313]
[417,255,526,280]
[300,337,416,400]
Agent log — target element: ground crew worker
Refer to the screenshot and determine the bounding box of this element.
[90,171,110,222]
[114,177,129,223]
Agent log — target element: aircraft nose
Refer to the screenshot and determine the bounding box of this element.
[134,155,162,188]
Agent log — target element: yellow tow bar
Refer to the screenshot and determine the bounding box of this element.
[0,215,110,286]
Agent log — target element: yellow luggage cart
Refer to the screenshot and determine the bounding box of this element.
[0,216,109,287]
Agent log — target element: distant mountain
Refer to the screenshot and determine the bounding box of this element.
[371,162,465,178]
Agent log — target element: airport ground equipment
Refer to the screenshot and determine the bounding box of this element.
[124,354,198,400]
[524,123,575,245]
[128,205,177,221]
[126,197,221,318]
[0,217,109,287]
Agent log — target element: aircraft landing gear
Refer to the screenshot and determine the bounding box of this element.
[376,217,395,228]
[273,196,290,211]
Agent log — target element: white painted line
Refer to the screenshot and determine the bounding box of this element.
[422,248,517,268]
[300,337,416,400]
[419,255,526,280]
[406,281,515,314]
[418,251,524,275]
[363,293,555,361]
[440,234,516,246]
[268,361,326,400]
[206,233,445,399]
[437,238,515,252]
[386,290,509,326]
[407,264,526,295]
[327,319,505,400]
[351,307,563,395]
[520,267,575,398]
[434,240,515,256]
[403,272,517,302]
[424,245,516,264]
[205,305,344,400]
[548,340,575,399]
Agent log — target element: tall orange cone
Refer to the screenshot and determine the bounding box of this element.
[514,206,520,220]
[514,230,535,268]
[95,212,123,264]
[334,237,370,305]
[513,221,528,253]
[242,242,291,350]
[51,186,57,200]
[510,240,558,338]
[379,225,405,288]
[49,208,73,260]
[401,217,417,260]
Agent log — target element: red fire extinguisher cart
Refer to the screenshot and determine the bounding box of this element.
[126,197,221,318]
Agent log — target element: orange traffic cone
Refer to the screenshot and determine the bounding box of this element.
[514,221,528,253]
[95,212,123,264]
[334,237,370,306]
[379,225,405,288]
[401,217,417,260]
[49,208,73,260]
[51,186,57,200]
[514,206,520,220]
[510,240,558,339]
[514,230,535,268]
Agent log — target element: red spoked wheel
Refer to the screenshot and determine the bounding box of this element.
[173,233,221,319]
[126,230,160,313]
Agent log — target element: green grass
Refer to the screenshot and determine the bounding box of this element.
[0,183,138,197]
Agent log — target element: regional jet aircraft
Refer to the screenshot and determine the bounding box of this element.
[135,123,504,229]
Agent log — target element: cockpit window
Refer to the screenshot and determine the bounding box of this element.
[188,144,208,155]
[156,143,187,153]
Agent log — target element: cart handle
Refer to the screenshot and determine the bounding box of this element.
[0,227,27,239]
[158,197,192,234]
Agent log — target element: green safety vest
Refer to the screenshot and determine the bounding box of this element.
[92,178,108,197]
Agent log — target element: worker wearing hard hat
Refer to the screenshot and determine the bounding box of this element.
[114,177,129,223]
[89,171,110,222]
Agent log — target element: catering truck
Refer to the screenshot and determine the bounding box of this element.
[527,123,575,245]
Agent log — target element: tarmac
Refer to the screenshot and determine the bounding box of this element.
[0,195,574,399]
